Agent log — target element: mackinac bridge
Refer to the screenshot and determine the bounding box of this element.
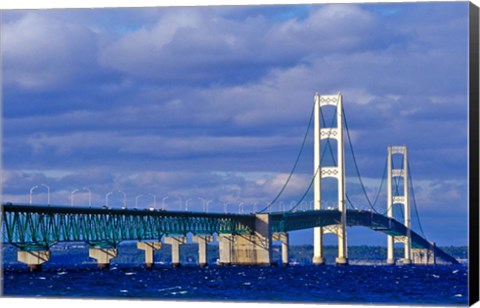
[1,93,459,271]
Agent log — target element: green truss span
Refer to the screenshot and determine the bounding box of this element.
[1,204,458,264]
[1,204,255,249]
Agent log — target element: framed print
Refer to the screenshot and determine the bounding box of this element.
[1,1,479,307]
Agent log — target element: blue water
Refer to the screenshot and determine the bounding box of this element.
[2,264,468,305]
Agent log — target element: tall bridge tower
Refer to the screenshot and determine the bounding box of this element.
[312,93,348,265]
[386,145,412,265]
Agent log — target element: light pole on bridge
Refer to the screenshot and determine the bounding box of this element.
[119,190,127,208]
[105,190,127,208]
[198,197,212,213]
[135,194,143,209]
[206,199,213,213]
[148,193,156,209]
[185,197,211,212]
[29,185,38,205]
[105,192,113,207]
[71,187,92,206]
[83,187,92,206]
[185,198,193,211]
[222,200,230,213]
[29,184,50,205]
[71,189,79,206]
[238,202,245,214]
[162,196,170,210]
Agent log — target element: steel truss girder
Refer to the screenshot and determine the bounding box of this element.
[2,204,254,248]
[1,204,458,264]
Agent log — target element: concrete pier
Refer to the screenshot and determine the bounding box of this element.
[312,227,326,265]
[273,232,289,266]
[89,248,118,269]
[218,234,233,265]
[164,236,187,267]
[312,255,326,265]
[335,256,349,265]
[18,250,50,272]
[192,235,214,267]
[334,221,349,265]
[137,241,162,268]
[218,214,272,266]
[321,225,349,265]
[412,242,436,265]
[394,235,412,265]
[386,235,395,265]
[335,222,349,266]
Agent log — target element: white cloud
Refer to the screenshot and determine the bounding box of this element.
[23,129,305,159]
[267,5,375,53]
[98,5,377,81]
[2,12,98,90]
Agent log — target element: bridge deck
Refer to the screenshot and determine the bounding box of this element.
[1,204,458,264]
[1,204,255,249]
[270,209,458,264]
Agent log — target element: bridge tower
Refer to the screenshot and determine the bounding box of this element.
[312,93,348,265]
[386,145,412,265]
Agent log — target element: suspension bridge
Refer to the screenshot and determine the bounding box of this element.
[1,93,459,270]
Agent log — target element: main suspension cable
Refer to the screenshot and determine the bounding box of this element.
[372,155,388,208]
[287,106,338,213]
[287,112,337,212]
[343,108,380,213]
[258,104,314,213]
[408,160,427,239]
[287,166,320,212]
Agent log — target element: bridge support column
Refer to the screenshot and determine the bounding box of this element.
[89,248,118,269]
[429,242,437,265]
[313,228,326,265]
[137,241,162,268]
[192,235,214,267]
[394,236,412,265]
[402,240,412,265]
[218,214,272,266]
[335,226,348,266]
[412,242,436,265]
[387,235,395,265]
[412,249,426,264]
[164,236,187,267]
[218,234,233,265]
[18,250,50,272]
[273,232,289,266]
[313,93,325,266]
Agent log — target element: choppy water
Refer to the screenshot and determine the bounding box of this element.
[2,264,468,305]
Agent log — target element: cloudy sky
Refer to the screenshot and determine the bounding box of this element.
[1,2,471,246]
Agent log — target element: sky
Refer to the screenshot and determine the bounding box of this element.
[0,1,472,247]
